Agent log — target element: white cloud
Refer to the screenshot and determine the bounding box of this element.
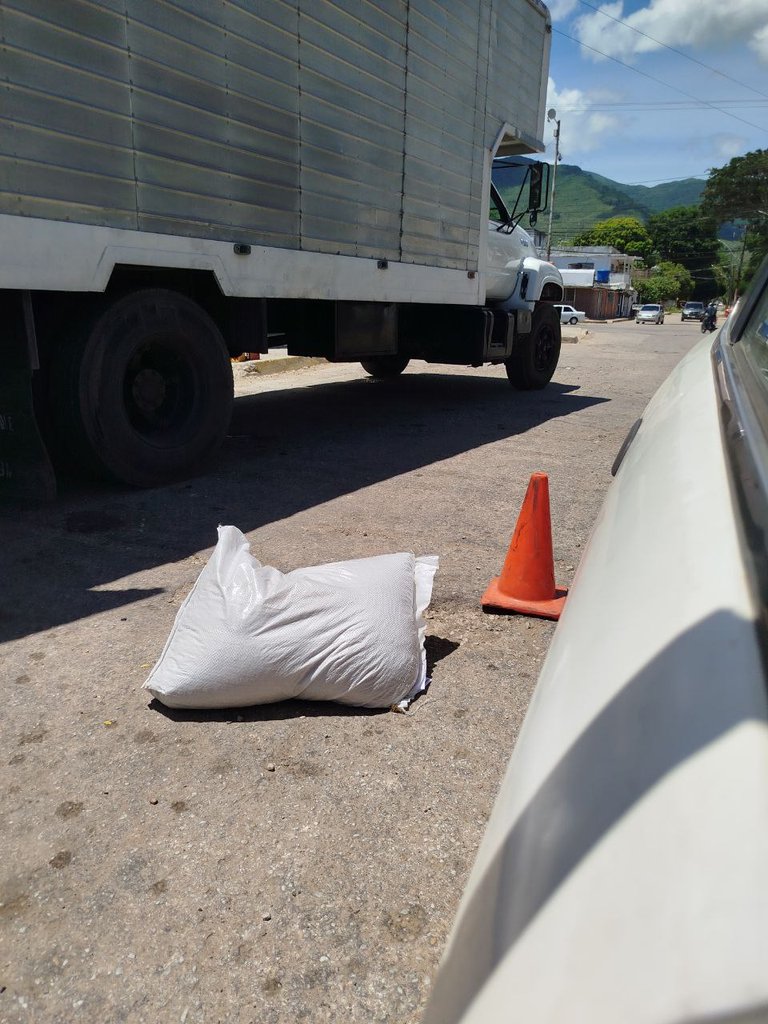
[672,131,748,165]
[545,78,621,156]
[712,133,749,160]
[573,0,768,65]
[752,24,768,62]
[546,0,580,20]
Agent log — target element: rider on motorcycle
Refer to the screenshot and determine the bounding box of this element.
[701,301,718,333]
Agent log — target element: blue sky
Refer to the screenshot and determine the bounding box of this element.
[544,0,768,187]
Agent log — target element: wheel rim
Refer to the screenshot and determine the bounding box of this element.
[534,324,556,372]
[124,338,197,438]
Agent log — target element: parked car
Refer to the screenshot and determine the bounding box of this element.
[554,304,586,325]
[681,301,705,321]
[635,303,664,324]
[424,261,768,1024]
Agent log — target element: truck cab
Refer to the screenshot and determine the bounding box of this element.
[486,158,563,309]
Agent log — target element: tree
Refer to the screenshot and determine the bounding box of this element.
[634,276,671,304]
[702,149,768,224]
[746,220,768,279]
[633,261,694,303]
[654,261,695,298]
[646,206,719,301]
[647,204,718,265]
[702,149,768,292]
[712,245,737,298]
[571,216,655,263]
[711,240,760,301]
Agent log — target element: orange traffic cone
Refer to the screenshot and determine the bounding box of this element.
[481,472,568,620]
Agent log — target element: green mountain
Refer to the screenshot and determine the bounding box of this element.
[609,176,706,214]
[548,164,706,243]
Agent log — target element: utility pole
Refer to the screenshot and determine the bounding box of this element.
[546,108,560,262]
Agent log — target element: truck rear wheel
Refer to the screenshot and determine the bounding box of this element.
[505,304,561,390]
[52,289,233,486]
[360,355,410,378]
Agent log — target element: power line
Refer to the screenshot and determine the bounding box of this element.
[565,101,768,111]
[574,0,768,101]
[565,99,768,106]
[554,28,768,135]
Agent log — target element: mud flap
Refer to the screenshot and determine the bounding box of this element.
[0,293,57,502]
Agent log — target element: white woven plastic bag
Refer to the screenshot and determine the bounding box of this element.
[144,526,439,709]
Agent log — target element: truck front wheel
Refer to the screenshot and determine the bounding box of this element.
[53,289,233,486]
[505,304,561,390]
[360,355,410,378]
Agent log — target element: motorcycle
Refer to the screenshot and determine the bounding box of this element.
[701,307,717,333]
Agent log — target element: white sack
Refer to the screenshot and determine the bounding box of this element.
[144,526,438,710]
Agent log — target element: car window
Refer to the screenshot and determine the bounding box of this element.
[716,263,768,609]
[740,285,768,395]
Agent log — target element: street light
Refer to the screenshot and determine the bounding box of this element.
[545,108,561,262]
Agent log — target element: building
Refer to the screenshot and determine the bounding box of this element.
[549,246,639,319]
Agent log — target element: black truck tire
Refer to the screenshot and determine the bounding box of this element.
[360,355,410,378]
[505,304,561,390]
[52,289,233,486]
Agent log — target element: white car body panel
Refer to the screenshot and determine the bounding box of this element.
[425,334,768,1024]
[555,304,586,324]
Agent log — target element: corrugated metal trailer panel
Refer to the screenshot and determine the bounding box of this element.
[400,0,488,269]
[488,0,552,155]
[0,0,137,227]
[297,0,407,260]
[0,0,551,271]
[127,0,301,244]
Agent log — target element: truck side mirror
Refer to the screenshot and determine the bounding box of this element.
[528,162,548,212]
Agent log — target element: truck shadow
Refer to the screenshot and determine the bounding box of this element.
[1,370,608,641]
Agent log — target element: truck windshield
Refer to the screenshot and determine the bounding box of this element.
[492,158,544,225]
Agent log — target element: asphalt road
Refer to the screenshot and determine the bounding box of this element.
[1,318,702,1024]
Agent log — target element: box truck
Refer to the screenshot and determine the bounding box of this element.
[0,0,563,498]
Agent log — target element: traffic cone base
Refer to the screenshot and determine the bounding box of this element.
[481,471,568,621]
[481,577,567,620]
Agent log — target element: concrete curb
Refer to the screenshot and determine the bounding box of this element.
[237,355,326,377]
[563,326,594,344]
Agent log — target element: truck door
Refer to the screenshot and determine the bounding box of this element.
[485,185,527,302]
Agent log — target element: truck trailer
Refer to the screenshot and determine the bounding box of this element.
[0,0,563,499]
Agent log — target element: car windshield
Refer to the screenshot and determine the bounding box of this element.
[641,305,659,311]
